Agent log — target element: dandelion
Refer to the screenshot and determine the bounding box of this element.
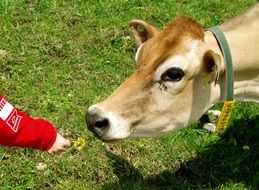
[74,137,86,150]
[242,145,250,151]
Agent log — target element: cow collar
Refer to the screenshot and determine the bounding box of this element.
[208,26,235,133]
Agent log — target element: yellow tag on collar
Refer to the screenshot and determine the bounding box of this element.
[216,100,235,133]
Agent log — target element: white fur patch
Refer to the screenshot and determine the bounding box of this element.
[154,55,187,81]
[154,40,202,82]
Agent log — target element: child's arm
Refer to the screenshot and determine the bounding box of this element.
[0,95,70,153]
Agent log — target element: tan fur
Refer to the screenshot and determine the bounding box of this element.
[133,17,204,83]
[87,3,259,141]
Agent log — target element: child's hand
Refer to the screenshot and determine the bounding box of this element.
[48,133,70,154]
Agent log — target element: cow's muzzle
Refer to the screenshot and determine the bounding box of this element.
[86,105,131,141]
[86,110,110,139]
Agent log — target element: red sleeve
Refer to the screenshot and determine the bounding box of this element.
[0,95,57,151]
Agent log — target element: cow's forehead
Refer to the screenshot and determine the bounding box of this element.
[133,16,205,84]
[135,37,195,81]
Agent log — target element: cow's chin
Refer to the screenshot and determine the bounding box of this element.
[91,131,132,144]
[90,132,123,143]
[102,139,121,144]
[129,123,185,138]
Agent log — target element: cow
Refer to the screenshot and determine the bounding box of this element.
[86,3,259,142]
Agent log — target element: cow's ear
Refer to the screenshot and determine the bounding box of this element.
[129,20,160,46]
[203,50,223,85]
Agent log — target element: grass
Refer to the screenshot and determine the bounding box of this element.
[0,0,258,189]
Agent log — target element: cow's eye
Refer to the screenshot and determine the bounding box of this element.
[161,67,184,82]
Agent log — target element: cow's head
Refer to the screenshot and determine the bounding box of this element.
[86,16,224,141]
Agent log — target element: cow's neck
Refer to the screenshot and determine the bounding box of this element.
[204,19,259,104]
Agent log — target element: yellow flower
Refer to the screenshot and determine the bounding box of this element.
[242,145,250,151]
[74,137,86,150]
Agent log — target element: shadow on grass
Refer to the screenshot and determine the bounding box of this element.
[103,114,259,190]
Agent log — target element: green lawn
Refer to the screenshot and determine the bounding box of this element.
[0,0,258,189]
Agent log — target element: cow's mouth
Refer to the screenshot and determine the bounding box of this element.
[90,131,121,143]
[87,122,123,143]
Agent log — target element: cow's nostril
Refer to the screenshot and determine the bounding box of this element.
[94,118,109,129]
[86,108,111,138]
